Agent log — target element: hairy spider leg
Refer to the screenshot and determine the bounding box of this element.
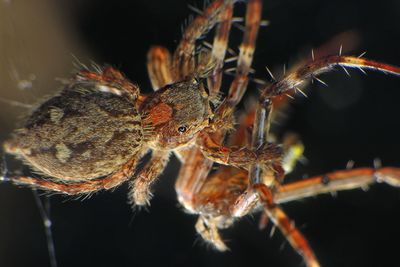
[275,167,400,204]
[78,66,140,100]
[147,46,174,90]
[207,2,234,95]
[147,0,233,97]
[262,55,400,98]
[172,0,234,79]
[4,155,140,195]
[253,184,320,267]
[129,151,170,206]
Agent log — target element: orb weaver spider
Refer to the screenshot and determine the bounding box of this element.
[1,0,400,267]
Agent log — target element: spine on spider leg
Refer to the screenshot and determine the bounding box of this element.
[262,55,400,98]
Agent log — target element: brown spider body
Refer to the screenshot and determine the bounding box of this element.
[3,0,400,266]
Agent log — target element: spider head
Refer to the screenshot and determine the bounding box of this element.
[142,78,213,149]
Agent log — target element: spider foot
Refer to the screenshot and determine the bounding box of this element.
[195,216,229,252]
[375,168,400,187]
[130,177,154,207]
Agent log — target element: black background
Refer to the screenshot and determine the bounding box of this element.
[1,1,400,267]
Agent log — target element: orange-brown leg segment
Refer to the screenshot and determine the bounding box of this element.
[129,151,170,206]
[207,2,233,94]
[172,0,234,79]
[275,167,400,204]
[196,131,282,169]
[263,56,400,98]
[215,0,262,118]
[231,183,320,267]
[175,149,213,212]
[147,46,173,90]
[255,184,320,267]
[77,66,140,101]
[9,157,139,195]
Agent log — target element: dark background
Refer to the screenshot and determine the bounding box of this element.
[1,0,400,267]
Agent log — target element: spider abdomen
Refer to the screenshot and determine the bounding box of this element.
[5,85,143,181]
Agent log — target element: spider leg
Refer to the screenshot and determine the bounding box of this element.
[175,149,213,212]
[207,2,233,94]
[215,0,262,117]
[259,132,304,229]
[172,0,234,79]
[275,167,400,204]
[77,66,140,100]
[147,46,174,90]
[195,216,229,251]
[262,56,400,98]
[230,183,319,267]
[129,150,170,206]
[255,184,320,267]
[196,130,282,170]
[7,157,139,195]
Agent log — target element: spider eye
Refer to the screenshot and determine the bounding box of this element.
[178,126,187,133]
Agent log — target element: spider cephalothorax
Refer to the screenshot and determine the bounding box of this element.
[141,78,213,150]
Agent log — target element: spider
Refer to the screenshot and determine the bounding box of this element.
[1,0,400,267]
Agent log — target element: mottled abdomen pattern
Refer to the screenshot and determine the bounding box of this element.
[8,84,143,181]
